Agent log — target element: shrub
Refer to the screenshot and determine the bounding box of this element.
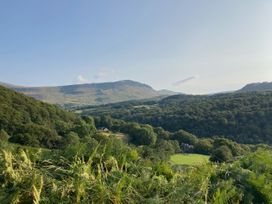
[210,145,233,163]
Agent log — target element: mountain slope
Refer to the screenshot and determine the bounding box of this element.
[2,80,165,106]
[157,89,181,96]
[238,82,272,93]
[0,82,21,88]
[0,85,96,148]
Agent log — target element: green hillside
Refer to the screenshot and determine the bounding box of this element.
[79,92,272,144]
[0,85,96,148]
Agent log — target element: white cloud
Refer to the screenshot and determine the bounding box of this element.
[75,69,117,85]
[76,75,89,84]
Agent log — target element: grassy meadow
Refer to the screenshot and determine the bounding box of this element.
[170,153,210,165]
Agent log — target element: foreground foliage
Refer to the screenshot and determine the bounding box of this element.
[0,141,271,204]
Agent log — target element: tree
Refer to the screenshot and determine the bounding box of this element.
[121,122,140,135]
[72,119,96,138]
[154,140,181,161]
[66,132,80,146]
[111,119,126,132]
[0,129,9,143]
[172,130,198,145]
[194,139,213,155]
[10,133,40,147]
[55,121,70,135]
[99,115,113,129]
[210,145,233,163]
[154,127,170,140]
[82,116,96,133]
[130,125,157,146]
[213,138,245,157]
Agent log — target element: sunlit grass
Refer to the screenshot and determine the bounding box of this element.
[170,154,210,165]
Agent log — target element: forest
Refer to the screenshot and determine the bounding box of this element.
[1,85,272,203]
[79,92,272,144]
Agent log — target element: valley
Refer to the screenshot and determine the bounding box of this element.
[0,84,272,203]
[1,1,271,202]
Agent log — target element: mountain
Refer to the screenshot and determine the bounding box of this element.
[0,82,21,88]
[0,85,96,148]
[238,82,272,93]
[1,80,171,106]
[157,89,181,96]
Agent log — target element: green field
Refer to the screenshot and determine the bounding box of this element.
[170,153,210,165]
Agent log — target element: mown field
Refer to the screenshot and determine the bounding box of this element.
[170,153,210,165]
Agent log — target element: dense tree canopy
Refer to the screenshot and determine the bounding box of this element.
[172,130,198,145]
[80,92,272,144]
[0,86,96,148]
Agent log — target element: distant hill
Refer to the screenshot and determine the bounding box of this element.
[0,80,176,106]
[157,89,181,96]
[238,82,272,93]
[0,82,21,88]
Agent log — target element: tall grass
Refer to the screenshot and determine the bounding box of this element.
[1,142,271,203]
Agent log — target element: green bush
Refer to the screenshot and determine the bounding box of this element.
[210,145,233,163]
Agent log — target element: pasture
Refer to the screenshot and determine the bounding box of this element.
[170,153,210,165]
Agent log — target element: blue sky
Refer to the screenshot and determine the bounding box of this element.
[0,0,271,94]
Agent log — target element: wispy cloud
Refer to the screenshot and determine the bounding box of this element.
[173,76,198,86]
[76,75,89,84]
[75,68,117,85]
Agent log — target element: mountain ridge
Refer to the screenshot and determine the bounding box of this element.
[237,81,272,93]
[0,80,178,106]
